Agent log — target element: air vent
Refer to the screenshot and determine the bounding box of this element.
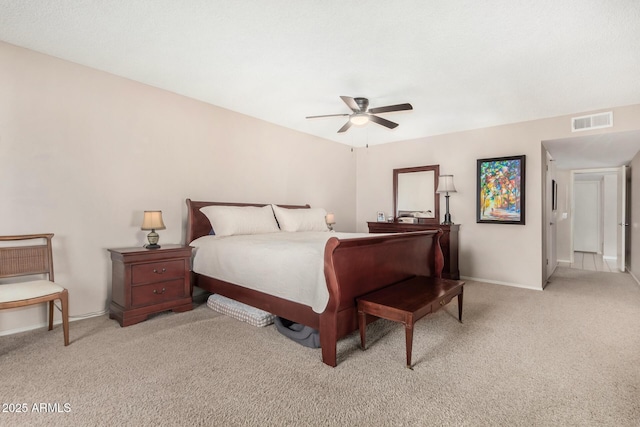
[571,111,613,132]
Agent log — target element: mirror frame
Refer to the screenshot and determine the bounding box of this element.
[393,164,440,224]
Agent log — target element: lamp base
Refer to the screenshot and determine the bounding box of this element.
[146,230,160,249]
[441,212,454,225]
[442,194,454,225]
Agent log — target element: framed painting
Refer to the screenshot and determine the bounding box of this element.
[477,155,526,224]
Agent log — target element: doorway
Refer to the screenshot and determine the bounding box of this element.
[542,129,640,282]
[569,167,626,272]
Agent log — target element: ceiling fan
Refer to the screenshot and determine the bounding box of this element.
[306,96,413,133]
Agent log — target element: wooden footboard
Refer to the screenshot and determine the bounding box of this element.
[186,199,443,367]
[321,230,443,366]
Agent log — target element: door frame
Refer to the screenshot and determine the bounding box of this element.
[617,165,628,272]
[545,151,557,283]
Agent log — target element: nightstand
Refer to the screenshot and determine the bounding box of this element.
[108,245,193,327]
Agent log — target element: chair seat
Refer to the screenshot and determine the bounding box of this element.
[0,280,65,303]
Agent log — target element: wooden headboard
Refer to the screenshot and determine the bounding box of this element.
[186,199,311,243]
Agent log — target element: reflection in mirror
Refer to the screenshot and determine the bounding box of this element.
[397,171,435,216]
[393,165,440,224]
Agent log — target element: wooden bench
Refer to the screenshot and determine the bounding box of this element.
[357,275,464,368]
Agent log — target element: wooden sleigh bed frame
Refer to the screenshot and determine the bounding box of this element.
[186,199,444,367]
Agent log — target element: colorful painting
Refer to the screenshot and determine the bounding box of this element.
[477,155,526,224]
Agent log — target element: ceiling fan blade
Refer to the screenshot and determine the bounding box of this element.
[337,121,352,133]
[306,113,350,119]
[368,103,413,114]
[340,96,360,112]
[369,114,399,129]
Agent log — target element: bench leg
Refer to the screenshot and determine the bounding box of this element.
[458,288,464,323]
[405,323,414,369]
[358,309,367,350]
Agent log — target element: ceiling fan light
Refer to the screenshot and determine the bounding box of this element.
[350,113,369,126]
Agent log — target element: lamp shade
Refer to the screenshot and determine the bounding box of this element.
[141,211,166,230]
[436,175,457,193]
[325,213,336,225]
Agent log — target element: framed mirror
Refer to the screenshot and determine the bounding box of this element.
[393,165,440,224]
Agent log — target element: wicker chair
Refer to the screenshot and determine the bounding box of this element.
[0,233,69,345]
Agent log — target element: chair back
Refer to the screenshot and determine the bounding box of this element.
[0,234,55,281]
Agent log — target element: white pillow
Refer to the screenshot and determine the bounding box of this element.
[199,205,280,237]
[271,204,329,232]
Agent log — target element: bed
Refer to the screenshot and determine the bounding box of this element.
[186,199,444,367]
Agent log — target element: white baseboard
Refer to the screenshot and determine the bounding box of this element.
[627,269,640,286]
[0,309,108,337]
[460,275,543,291]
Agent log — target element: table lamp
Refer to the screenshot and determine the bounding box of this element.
[325,213,336,231]
[141,210,166,249]
[436,175,457,225]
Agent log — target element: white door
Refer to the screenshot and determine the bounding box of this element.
[617,165,627,271]
[574,181,600,252]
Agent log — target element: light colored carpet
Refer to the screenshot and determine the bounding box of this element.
[1,267,639,426]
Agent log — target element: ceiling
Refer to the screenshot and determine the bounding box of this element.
[544,130,640,170]
[1,1,640,149]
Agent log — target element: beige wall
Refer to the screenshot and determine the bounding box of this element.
[355,105,640,289]
[3,40,640,334]
[0,42,356,334]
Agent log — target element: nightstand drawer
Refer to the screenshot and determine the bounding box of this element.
[131,260,185,285]
[131,279,185,307]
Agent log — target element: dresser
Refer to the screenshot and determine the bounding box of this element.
[108,245,193,326]
[367,222,460,280]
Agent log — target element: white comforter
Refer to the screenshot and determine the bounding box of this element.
[191,231,371,313]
